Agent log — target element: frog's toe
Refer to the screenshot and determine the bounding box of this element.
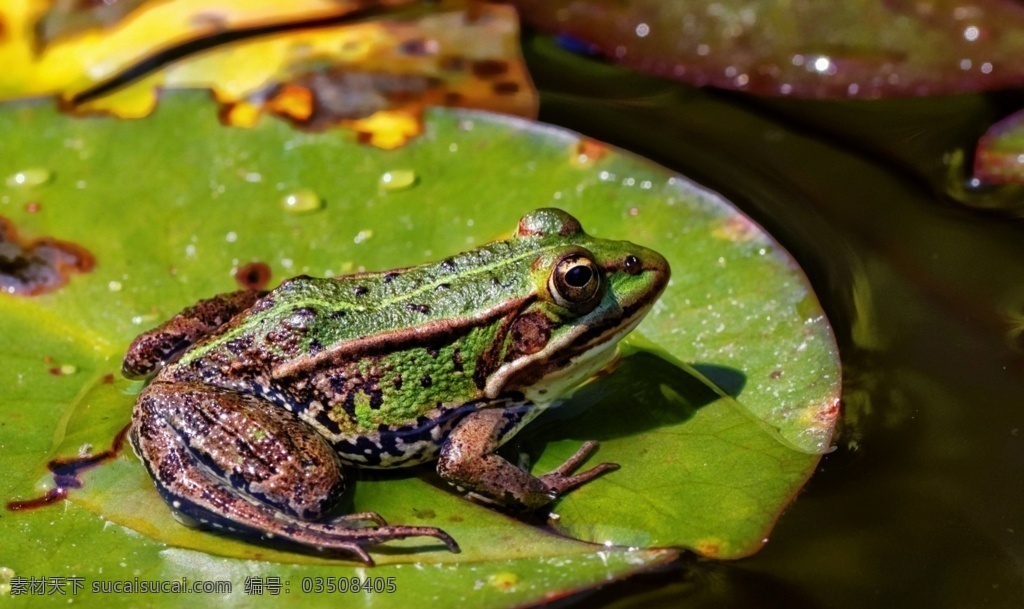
[538,440,620,497]
[540,461,620,497]
[316,542,374,566]
[331,510,389,528]
[304,522,461,558]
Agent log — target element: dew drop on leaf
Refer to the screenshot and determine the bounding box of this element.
[379,170,417,191]
[6,168,53,188]
[280,189,323,213]
[487,572,518,591]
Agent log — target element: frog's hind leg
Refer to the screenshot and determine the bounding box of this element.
[131,381,459,564]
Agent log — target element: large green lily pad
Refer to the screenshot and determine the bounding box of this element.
[0,94,838,605]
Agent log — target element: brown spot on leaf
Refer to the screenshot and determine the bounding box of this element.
[439,55,466,72]
[7,424,129,511]
[399,38,431,56]
[572,138,610,168]
[492,81,520,95]
[0,216,95,296]
[273,71,435,126]
[235,261,271,291]
[471,59,509,79]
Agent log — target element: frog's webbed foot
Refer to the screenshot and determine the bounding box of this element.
[438,408,619,511]
[131,382,459,564]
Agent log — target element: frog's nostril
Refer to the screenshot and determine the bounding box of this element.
[623,255,642,275]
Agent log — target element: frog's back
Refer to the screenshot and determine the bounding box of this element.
[165,237,550,463]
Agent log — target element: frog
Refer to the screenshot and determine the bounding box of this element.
[122,208,670,565]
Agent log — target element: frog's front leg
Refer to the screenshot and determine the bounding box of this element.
[437,407,619,510]
[122,290,265,379]
[131,382,459,565]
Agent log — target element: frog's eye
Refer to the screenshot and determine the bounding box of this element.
[549,253,602,310]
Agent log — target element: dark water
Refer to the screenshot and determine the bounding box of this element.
[522,35,1024,609]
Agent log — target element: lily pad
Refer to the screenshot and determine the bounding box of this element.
[974,109,1024,188]
[0,94,838,605]
[0,0,537,149]
[510,0,1024,98]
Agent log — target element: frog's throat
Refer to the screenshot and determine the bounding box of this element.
[484,300,652,401]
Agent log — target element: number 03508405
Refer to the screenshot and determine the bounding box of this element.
[301,576,397,594]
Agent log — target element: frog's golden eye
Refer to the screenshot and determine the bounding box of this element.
[549,253,602,310]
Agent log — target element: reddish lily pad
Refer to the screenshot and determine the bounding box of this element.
[509,0,1024,98]
[974,109,1024,186]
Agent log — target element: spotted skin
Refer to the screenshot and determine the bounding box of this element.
[125,209,670,563]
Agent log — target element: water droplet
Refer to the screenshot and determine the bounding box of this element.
[963,25,980,41]
[59,364,77,375]
[811,56,833,74]
[379,170,417,191]
[6,168,53,188]
[354,229,373,244]
[635,22,650,37]
[225,231,238,243]
[487,572,518,591]
[280,189,323,213]
[108,281,122,292]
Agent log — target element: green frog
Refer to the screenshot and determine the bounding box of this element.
[123,208,669,564]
